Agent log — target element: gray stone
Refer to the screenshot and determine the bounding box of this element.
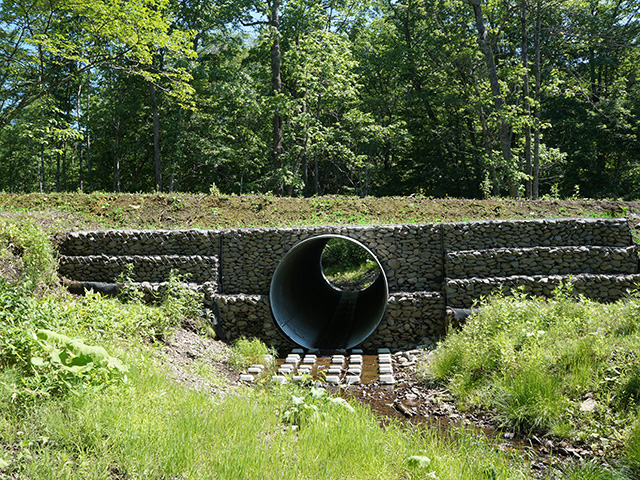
[378,354,392,364]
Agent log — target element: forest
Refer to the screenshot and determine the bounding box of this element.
[0,0,638,199]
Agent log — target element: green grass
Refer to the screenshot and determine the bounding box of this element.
[1,351,534,480]
[227,336,276,370]
[421,289,640,471]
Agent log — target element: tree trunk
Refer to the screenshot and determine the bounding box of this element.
[533,0,541,199]
[522,0,532,199]
[114,122,121,192]
[56,150,61,192]
[314,153,319,195]
[77,81,84,192]
[38,45,46,193]
[150,82,162,192]
[86,72,92,191]
[270,0,283,194]
[468,0,514,195]
[62,142,68,191]
[40,141,46,193]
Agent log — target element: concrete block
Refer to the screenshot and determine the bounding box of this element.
[379,374,396,385]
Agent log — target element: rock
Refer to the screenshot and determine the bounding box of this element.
[580,398,598,412]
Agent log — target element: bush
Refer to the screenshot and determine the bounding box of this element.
[0,218,57,288]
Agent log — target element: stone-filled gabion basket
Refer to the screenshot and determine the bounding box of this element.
[57,218,640,350]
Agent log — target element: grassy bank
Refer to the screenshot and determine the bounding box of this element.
[0,193,639,236]
[421,287,640,476]
[2,352,536,480]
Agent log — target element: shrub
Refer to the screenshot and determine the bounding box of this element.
[0,218,57,288]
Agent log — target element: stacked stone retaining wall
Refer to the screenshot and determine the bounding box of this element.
[57,218,640,350]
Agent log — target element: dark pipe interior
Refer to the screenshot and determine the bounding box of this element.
[269,235,388,350]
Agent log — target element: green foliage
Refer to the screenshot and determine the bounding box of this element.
[160,270,204,322]
[320,237,381,290]
[626,413,640,470]
[0,0,638,197]
[322,237,372,269]
[227,337,275,371]
[424,292,640,455]
[0,218,57,288]
[282,385,355,428]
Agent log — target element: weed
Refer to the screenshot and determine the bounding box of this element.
[282,385,354,428]
[115,264,145,303]
[160,270,203,323]
[0,218,57,288]
[227,337,275,370]
[424,293,640,455]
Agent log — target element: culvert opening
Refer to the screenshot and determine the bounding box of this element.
[270,235,388,350]
[321,238,381,291]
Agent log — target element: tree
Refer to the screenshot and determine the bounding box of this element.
[0,0,195,130]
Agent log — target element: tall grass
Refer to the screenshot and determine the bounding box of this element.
[227,336,275,370]
[0,217,57,288]
[1,350,533,479]
[422,289,640,468]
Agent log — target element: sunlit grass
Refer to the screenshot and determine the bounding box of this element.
[421,290,640,470]
[1,350,533,480]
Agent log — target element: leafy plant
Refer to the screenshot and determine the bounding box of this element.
[30,329,128,395]
[0,218,57,288]
[227,337,275,371]
[282,385,354,428]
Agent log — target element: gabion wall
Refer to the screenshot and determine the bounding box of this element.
[58,218,640,350]
[220,224,442,294]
